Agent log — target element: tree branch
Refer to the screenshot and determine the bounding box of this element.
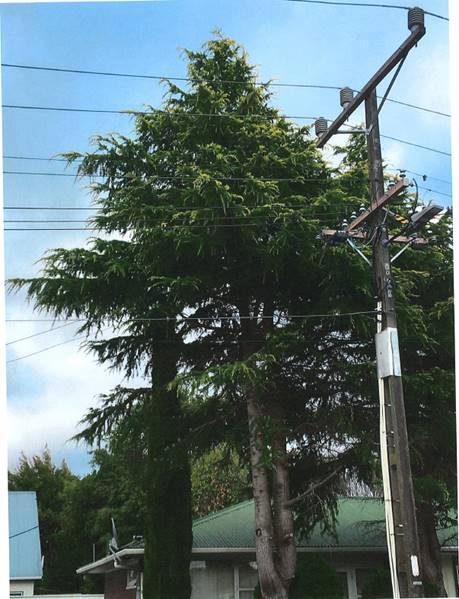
[283,466,342,508]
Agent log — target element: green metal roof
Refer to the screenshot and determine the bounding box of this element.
[192,497,457,550]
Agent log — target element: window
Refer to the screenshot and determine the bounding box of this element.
[234,563,258,599]
[336,568,358,599]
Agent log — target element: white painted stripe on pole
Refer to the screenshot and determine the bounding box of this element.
[411,555,420,577]
[377,303,400,599]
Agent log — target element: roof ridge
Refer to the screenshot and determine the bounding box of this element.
[193,496,382,527]
[193,499,254,527]
[338,496,383,501]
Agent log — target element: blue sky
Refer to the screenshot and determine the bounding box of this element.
[1,0,451,476]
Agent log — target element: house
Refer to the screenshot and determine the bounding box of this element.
[77,497,458,599]
[9,491,43,597]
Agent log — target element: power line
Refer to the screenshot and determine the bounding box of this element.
[372,96,449,118]
[424,10,449,22]
[2,170,336,183]
[6,310,377,363]
[2,63,449,117]
[379,135,451,157]
[7,333,94,364]
[2,62,341,90]
[6,322,75,346]
[9,525,39,539]
[3,215,338,224]
[3,152,452,183]
[405,170,451,186]
[336,122,451,156]
[2,103,317,121]
[2,205,349,214]
[2,105,452,155]
[417,186,452,199]
[284,0,448,21]
[4,206,98,211]
[4,155,451,188]
[6,311,378,323]
[287,1,409,8]
[4,170,80,178]
[4,155,71,162]
[387,168,451,186]
[3,221,335,231]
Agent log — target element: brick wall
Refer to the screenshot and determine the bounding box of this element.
[105,569,137,599]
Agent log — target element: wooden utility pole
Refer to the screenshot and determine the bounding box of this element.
[316,7,427,598]
[365,88,423,598]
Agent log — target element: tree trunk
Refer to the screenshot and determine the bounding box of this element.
[246,388,289,599]
[143,328,192,599]
[272,431,296,588]
[417,501,447,597]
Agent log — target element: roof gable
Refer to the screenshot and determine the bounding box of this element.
[9,491,43,579]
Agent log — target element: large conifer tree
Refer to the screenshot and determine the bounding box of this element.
[11,37,375,598]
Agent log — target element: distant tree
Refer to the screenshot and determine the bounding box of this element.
[8,448,79,593]
[192,444,251,517]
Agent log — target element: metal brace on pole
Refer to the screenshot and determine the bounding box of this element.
[346,238,371,265]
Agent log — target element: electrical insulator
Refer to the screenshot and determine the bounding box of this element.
[350,211,356,220]
[408,7,425,32]
[315,117,328,137]
[340,87,354,109]
[359,205,366,214]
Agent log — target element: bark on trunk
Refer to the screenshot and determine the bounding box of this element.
[143,328,192,599]
[246,387,288,599]
[272,432,297,588]
[417,501,448,597]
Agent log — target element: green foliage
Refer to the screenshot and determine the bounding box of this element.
[360,568,393,599]
[289,554,346,599]
[191,444,250,516]
[8,449,80,593]
[254,554,346,599]
[9,32,454,596]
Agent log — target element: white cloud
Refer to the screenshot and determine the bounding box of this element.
[6,297,131,471]
[382,143,407,175]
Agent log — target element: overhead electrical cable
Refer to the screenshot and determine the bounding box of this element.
[6,310,378,323]
[417,186,452,199]
[4,155,451,188]
[7,333,99,364]
[2,206,352,214]
[6,321,75,345]
[3,218,340,225]
[2,103,317,121]
[2,104,450,156]
[6,310,378,362]
[379,134,451,157]
[403,169,451,186]
[284,0,448,21]
[2,170,336,183]
[3,221,339,231]
[9,526,39,539]
[1,63,449,117]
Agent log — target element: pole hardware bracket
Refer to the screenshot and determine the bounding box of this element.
[346,238,371,266]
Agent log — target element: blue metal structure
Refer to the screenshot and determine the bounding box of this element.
[8,491,43,580]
